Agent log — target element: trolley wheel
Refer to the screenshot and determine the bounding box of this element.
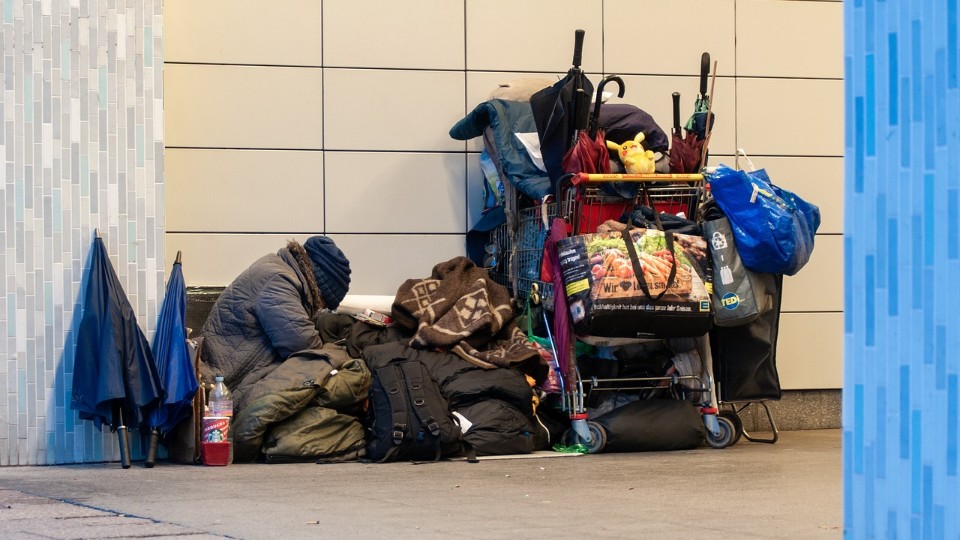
[705,415,737,449]
[719,409,743,446]
[560,422,607,454]
[583,422,607,454]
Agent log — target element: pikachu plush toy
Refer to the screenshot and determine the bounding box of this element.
[606,132,657,174]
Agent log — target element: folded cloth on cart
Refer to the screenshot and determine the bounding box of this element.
[487,77,554,102]
[601,104,669,155]
[392,256,539,369]
[596,104,671,199]
[622,206,702,236]
[449,99,551,201]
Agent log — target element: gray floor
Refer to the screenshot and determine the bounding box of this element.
[0,429,842,539]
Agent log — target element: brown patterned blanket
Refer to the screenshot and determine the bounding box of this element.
[392,257,538,369]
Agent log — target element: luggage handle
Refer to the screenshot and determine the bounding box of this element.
[735,148,758,172]
[573,172,703,185]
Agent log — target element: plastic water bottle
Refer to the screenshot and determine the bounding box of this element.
[205,375,234,465]
[208,376,233,418]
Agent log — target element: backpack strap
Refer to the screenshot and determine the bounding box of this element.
[399,361,444,462]
[461,440,479,464]
[378,363,411,463]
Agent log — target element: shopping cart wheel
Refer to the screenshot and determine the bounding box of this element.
[705,416,737,449]
[560,422,607,454]
[583,422,607,454]
[718,409,743,446]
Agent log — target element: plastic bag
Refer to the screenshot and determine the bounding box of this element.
[707,163,820,276]
[556,227,713,339]
[703,215,765,326]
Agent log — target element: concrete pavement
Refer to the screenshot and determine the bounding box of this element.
[0,429,842,539]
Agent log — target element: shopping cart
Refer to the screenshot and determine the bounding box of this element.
[488,196,557,309]
[488,173,705,304]
[490,172,738,451]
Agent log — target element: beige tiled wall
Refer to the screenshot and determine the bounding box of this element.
[163,0,843,390]
[165,65,325,149]
[323,0,465,69]
[165,149,326,232]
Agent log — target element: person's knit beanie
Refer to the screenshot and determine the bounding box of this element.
[303,236,351,310]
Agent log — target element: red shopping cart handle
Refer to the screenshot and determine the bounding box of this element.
[573,172,704,185]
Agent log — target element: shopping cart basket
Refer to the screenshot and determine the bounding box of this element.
[490,172,738,451]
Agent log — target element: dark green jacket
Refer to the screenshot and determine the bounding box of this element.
[232,346,370,463]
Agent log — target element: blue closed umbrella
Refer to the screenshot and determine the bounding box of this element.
[71,230,164,468]
[145,251,199,467]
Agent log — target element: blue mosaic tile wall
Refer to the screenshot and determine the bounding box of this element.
[845,0,960,536]
[0,1,165,465]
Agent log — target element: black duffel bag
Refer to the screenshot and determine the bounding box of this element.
[593,399,705,452]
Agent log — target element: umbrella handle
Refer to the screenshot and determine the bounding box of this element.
[589,75,624,138]
[114,406,132,469]
[699,52,711,96]
[118,426,132,469]
[145,427,161,468]
[597,74,625,99]
[672,92,682,135]
[572,29,585,68]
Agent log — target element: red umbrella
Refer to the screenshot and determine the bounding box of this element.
[562,129,611,175]
[669,91,704,174]
[561,75,625,176]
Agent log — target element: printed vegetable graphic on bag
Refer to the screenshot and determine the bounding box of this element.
[557,228,713,338]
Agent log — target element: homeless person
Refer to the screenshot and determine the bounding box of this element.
[197,236,352,411]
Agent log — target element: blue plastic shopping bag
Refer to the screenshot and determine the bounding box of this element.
[707,164,820,276]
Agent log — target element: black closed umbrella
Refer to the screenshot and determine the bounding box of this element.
[530,29,594,193]
[71,229,164,468]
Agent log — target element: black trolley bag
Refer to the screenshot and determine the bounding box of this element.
[364,357,462,462]
[710,272,784,402]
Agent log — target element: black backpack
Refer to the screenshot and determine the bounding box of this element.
[454,399,541,456]
[365,358,462,462]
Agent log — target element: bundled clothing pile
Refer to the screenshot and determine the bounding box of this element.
[361,341,547,460]
[199,256,551,463]
[231,345,370,463]
[391,256,539,369]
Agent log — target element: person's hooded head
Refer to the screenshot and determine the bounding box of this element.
[303,236,351,310]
